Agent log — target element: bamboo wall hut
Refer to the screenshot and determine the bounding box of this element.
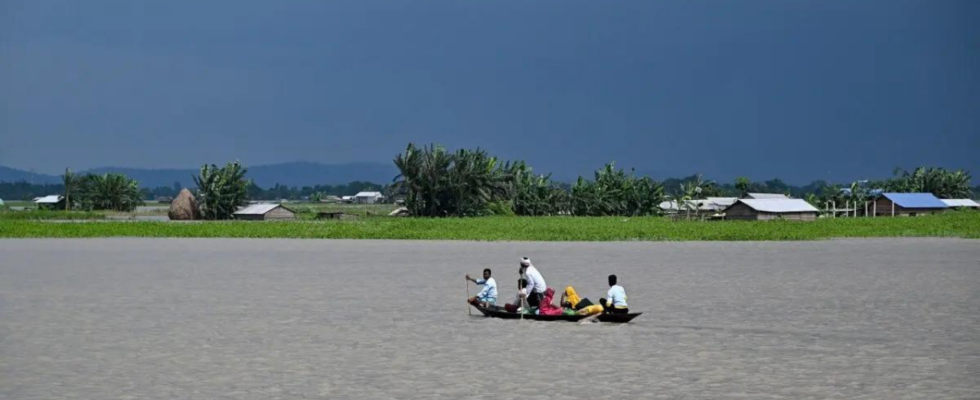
[723,199,819,221]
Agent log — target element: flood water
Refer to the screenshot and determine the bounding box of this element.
[1,238,978,399]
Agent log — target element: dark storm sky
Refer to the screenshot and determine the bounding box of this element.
[1,1,977,183]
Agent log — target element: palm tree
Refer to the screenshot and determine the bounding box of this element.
[61,168,78,211]
[393,144,515,217]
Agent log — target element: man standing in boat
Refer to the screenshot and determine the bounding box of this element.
[518,257,547,308]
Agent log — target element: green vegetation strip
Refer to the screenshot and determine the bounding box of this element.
[0,210,106,220]
[0,211,977,241]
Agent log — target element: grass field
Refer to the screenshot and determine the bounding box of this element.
[0,210,977,241]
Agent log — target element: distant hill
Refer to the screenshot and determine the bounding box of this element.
[0,162,400,188]
[0,166,61,184]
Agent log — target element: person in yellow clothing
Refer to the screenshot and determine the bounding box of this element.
[560,286,582,309]
[562,286,604,315]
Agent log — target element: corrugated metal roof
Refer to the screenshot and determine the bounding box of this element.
[745,193,790,199]
[659,200,705,211]
[705,197,737,210]
[882,193,947,209]
[234,203,284,215]
[733,199,819,213]
[661,197,740,211]
[355,191,383,197]
[34,195,63,204]
[941,199,980,208]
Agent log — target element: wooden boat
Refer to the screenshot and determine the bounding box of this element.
[470,302,642,323]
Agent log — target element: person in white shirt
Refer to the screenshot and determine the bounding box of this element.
[466,268,497,306]
[599,274,629,314]
[518,257,547,308]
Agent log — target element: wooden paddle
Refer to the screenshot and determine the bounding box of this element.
[465,276,471,316]
[517,278,522,321]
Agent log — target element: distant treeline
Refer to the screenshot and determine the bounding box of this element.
[0,180,384,202]
[2,170,977,204]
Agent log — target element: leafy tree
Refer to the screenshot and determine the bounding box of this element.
[571,163,665,216]
[735,177,750,197]
[194,161,250,220]
[679,173,719,199]
[884,167,972,199]
[77,173,145,212]
[502,161,569,216]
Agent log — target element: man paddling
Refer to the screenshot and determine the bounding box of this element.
[599,274,629,314]
[466,268,497,306]
[518,257,547,308]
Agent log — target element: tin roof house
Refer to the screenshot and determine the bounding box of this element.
[233,203,296,221]
[723,198,819,221]
[870,193,947,217]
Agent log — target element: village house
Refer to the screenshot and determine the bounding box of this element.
[870,193,947,217]
[723,198,819,221]
[354,191,384,204]
[33,195,66,210]
[940,199,980,209]
[233,203,296,221]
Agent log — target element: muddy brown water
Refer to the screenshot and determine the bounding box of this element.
[1,238,978,399]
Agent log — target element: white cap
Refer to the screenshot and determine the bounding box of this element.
[520,257,531,267]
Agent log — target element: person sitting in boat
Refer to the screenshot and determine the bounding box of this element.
[504,278,528,313]
[466,268,497,306]
[536,287,564,316]
[518,257,547,308]
[598,274,629,314]
[560,286,594,311]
